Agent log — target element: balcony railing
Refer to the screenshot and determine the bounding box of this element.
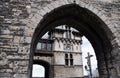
[35,50,53,56]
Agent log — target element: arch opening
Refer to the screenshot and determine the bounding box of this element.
[34,26,98,77]
[32,60,51,78]
[31,4,113,78]
[82,36,98,77]
[32,64,45,77]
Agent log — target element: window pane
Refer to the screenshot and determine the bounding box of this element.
[70,54,73,58]
[41,43,47,50]
[36,43,41,50]
[70,59,73,66]
[65,54,68,58]
[65,54,69,66]
[47,43,52,51]
[65,59,69,66]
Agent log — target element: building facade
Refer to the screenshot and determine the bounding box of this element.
[34,26,83,78]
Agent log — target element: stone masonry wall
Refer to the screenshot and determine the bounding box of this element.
[0,0,30,78]
[0,0,120,78]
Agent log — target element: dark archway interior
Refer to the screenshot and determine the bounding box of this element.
[30,4,113,78]
[33,60,50,78]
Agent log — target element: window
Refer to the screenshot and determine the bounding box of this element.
[70,54,73,66]
[65,54,69,66]
[47,43,52,51]
[41,43,47,50]
[65,53,74,66]
[36,43,41,50]
[36,42,52,51]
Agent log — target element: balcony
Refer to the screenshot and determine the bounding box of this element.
[34,39,53,56]
[34,50,53,56]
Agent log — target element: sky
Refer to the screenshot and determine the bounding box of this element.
[81,36,97,75]
[32,36,98,77]
[32,65,45,77]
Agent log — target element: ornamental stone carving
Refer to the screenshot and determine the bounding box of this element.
[0,52,8,66]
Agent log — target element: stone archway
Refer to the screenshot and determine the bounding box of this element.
[0,0,120,78]
[27,1,120,78]
[33,60,51,78]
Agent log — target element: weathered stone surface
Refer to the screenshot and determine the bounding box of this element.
[0,0,120,78]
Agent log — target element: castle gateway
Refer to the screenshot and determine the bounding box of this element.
[0,0,120,78]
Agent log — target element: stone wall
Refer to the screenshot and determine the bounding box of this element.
[0,0,30,78]
[0,0,120,78]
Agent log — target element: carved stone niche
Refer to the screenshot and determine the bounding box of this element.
[0,52,8,67]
